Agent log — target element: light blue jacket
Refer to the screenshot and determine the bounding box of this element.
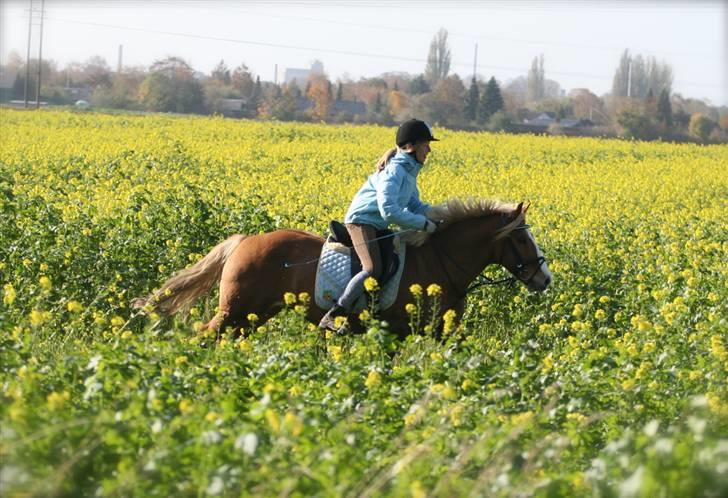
[344,151,430,231]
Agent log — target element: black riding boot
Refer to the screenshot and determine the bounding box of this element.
[318,303,348,331]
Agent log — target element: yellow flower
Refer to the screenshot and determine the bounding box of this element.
[426,283,442,297]
[409,284,423,297]
[39,276,52,292]
[121,330,133,340]
[288,385,303,397]
[111,316,124,327]
[175,355,188,366]
[461,379,476,391]
[67,300,83,313]
[363,277,379,292]
[3,284,16,306]
[359,309,371,322]
[283,292,297,305]
[46,391,70,411]
[334,316,348,329]
[265,409,280,434]
[328,345,343,362]
[542,353,554,373]
[443,309,457,334]
[410,480,427,498]
[365,370,382,389]
[622,378,636,390]
[239,339,252,352]
[594,309,606,320]
[297,292,310,304]
[30,309,50,327]
[179,399,193,414]
[247,313,259,323]
[283,412,304,437]
[205,411,220,423]
[405,303,417,314]
[572,304,584,318]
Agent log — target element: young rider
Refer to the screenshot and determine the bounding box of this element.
[319,118,440,331]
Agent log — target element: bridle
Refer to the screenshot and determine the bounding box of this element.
[433,215,546,297]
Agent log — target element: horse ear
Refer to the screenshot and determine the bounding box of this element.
[515,202,524,215]
[524,202,531,214]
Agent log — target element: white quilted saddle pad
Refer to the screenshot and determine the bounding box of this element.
[314,238,406,312]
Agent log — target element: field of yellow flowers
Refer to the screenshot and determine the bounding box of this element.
[1,109,727,497]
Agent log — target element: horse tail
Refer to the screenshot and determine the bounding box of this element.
[132,234,248,316]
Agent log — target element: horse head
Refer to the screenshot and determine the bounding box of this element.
[494,202,552,292]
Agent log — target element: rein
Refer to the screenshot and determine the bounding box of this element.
[434,217,546,295]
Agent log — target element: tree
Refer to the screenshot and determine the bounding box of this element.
[688,113,716,142]
[211,59,231,84]
[526,54,545,102]
[307,74,333,121]
[336,82,343,101]
[479,77,504,123]
[248,76,262,115]
[409,75,430,95]
[139,56,204,113]
[617,110,657,140]
[656,88,672,129]
[464,77,480,122]
[388,90,408,120]
[231,63,255,98]
[570,88,605,122]
[419,74,466,127]
[82,56,112,87]
[258,85,297,121]
[612,49,631,98]
[424,28,451,85]
[612,50,673,98]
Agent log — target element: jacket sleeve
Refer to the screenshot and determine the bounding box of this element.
[406,186,430,216]
[376,164,428,231]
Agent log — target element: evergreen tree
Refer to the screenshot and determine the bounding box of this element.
[465,77,480,122]
[336,82,343,101]
[657,88,673,128]
[409,75,430,95]
[479,77,504,122]
[248,76,262,115]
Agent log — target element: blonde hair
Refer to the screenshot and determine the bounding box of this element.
[376,144,419,172]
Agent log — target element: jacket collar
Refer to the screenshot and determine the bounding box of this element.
[393,151,423,176]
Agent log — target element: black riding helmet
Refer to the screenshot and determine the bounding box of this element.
[396,119,439,147]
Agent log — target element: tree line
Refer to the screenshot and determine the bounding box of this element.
[1,29,725,143]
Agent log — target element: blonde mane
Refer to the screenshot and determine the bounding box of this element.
[400,198,523,247]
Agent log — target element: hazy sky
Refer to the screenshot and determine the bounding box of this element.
[1,0,726,105]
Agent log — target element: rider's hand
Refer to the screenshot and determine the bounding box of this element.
[424,219,438,234]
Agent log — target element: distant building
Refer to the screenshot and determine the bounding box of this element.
[523,112,557,127]
[295,96,366,116]
[285,61,324,89]
[0,66,17,101]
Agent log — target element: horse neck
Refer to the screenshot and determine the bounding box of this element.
[431,214,505,289]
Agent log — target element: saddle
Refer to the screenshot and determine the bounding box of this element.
[327,221,400,287]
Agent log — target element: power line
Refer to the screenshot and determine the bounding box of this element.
[40,15,722,90]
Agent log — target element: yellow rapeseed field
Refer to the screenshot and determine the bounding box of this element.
[0,109,726,497]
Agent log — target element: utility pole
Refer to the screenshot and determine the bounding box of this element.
[472,43,478,81]
[35,0,45,109]
[627,59,632,98]
[117,45,123,74]
[24,0,33,108]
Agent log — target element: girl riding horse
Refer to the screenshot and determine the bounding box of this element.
[318,118,441,331]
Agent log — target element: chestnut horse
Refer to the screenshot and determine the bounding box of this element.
[133,200,552,337]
